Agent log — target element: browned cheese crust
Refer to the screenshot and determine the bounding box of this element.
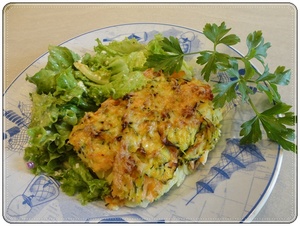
[69,69,222,209]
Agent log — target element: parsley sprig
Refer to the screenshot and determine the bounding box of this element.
[146,36,185,74]
[146,22,297,153]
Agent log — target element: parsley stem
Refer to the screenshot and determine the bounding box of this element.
[245,80,257,84]
[248,97,260,116]
[183,51,203,56]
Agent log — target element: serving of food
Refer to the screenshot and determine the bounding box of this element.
[4,22,296,222]
[69,68,222,209]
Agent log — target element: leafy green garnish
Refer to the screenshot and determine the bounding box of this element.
[145,36,184,74]
[146,22,297,153]
[240,102,296,151]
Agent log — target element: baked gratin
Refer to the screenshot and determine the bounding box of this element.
[69,69,222,209]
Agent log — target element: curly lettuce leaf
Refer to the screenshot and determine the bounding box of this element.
[94,37,145,56]
[59,155,111,204]
[26,69,57,94]
[45,45,80,72]
[87,71,148,105]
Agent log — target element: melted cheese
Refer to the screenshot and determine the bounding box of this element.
[69,69,222,209]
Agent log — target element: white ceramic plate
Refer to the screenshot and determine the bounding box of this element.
[3,23,282,223]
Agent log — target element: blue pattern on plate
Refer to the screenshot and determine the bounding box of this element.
[86,214,164,223]
[6,175,60,217]
[3,102,31,152]
[186,138,266,205]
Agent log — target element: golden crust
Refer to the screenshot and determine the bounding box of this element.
[69,70,222,209]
